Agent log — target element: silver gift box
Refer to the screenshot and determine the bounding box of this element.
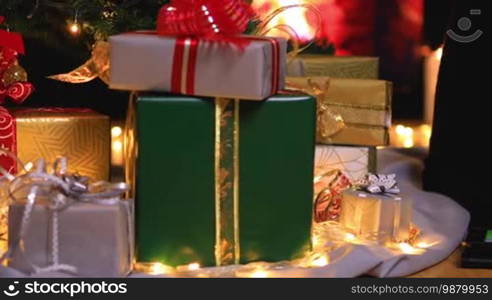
[8,201,133,277]
[109,33,287,100]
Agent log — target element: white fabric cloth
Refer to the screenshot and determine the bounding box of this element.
[0,148,470,278]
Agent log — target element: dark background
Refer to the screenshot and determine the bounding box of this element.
[8,0,455,121]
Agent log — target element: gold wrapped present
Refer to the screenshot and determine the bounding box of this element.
[287,77,392,146]
[287,55,379,79]
[11,108,110,181]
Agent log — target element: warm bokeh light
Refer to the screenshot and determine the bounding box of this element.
[144,262,174,275]
[248,269,269,278]
[345,232,356,242]
[397,242,425,255]
[416,241,439,249]
[111,124,124,166]
[310,255,329,267]
[68,22,81,35]
[395,125,414,148]
[111,126,122,138]
[252,0,315,41]
[188,262,201,271]
[176,262,201,272]
[112,141,122,152]
[24,162,33,172]
[390,123,432,148]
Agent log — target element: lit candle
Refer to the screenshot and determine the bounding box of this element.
[423,46,443,124]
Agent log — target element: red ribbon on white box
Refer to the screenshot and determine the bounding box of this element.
[170,35,281,96]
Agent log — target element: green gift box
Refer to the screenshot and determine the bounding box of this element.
[129,93,316,267]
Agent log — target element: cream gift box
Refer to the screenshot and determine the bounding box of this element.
[339,189,412,243]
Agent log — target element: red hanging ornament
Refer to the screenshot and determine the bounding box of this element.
[0,16,34,105]
[157,0,254,37]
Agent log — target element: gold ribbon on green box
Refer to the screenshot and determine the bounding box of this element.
[125,96,242,266]
[214,98,240,265]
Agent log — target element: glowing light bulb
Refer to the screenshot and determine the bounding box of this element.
[187,262,201,271]
[310,255,329,267]
[112,140,123,152]
[148,263,172,275]
[176,262,201,272]
[395,124,415,148]
[398,242,425,255]
[248,269,269,278]
[68,22,81,35]
[345,232,356,242]
[24,162,33,172]
[395,124,405,134]
[416,241,439,249]
[111,126,122,138]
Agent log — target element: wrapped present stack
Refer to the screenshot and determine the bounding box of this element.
[289,51,415,247]
[287,52,393,225]
[111,0,316,267]
[0,18,122,276]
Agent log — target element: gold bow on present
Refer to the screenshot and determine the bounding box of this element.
[286,78,345,141]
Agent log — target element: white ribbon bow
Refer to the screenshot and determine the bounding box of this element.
[358,173,400,195]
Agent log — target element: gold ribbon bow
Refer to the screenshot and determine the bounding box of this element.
[286,77,345,141]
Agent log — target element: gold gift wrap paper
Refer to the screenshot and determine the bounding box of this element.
[339,189,412,243]
[13,109,110,181]
[287,77,392,146]
[287,55,379,79]
[315,145,377,183]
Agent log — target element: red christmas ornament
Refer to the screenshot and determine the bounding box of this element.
[157,0,254,37]
[0,16,34,105]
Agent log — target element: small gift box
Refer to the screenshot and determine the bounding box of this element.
[287,77,392,146]
[128,92,315,267]
[109,33,286,100]
[4,158,133,277]
[0,107,110,181]
[339,174,412,243]
[287,55,379,79]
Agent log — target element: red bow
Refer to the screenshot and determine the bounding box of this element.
[157,0,254,37]
[0,17,33,104]
[0,16,25,54]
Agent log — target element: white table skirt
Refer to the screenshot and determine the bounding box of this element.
[0,148,470,278]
